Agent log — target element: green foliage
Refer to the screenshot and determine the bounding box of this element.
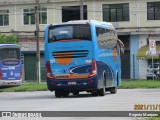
[0,33,18,44]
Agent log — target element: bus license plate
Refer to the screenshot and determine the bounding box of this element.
[68,82,76,85]
[8,82,16,85]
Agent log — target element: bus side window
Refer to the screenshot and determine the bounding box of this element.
[96,27,107,49]
[96,27,117,50]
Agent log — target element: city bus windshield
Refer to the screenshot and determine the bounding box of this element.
[0,47,20,61]
[48,24,91,42]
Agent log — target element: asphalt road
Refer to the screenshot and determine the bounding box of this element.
[0,89,160,120]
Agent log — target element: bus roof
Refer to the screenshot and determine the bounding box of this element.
[68,20,113,26]
[51,20,114,29]
[0,44,20,48]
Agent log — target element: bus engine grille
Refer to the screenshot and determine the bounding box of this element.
[52,50,89,58]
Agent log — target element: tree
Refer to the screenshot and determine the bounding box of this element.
[0,33,18,44]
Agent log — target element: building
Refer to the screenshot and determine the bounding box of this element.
[0,0,160,81]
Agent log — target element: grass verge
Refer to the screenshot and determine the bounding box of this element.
[0,83,48,92]
[148,117,160,120]
[120,80,160,89]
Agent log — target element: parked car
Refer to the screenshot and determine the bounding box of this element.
[146,63,160,80]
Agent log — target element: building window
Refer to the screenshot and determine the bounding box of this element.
[147,2,160,20]
[0,10,9,26]
[103,3,129,22]
[23,8,47,25]
[39,8,47,24]
[23,9,35,25]
[62,5,87,22]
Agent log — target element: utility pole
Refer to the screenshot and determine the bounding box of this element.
[35,0,41,83]
[80,0,83,20]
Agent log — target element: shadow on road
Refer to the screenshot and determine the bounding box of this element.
[65,92,110,99]
[12,91,111,100]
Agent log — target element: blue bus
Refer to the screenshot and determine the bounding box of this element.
[44,20,124,97]
[0,44,22,88]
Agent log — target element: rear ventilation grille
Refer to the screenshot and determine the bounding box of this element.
[52,50,89,58]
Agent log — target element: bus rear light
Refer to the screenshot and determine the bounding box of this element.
[45,61,54,78]
[86,22,90,25]
[0,70,2,80]
[88,60,97,77]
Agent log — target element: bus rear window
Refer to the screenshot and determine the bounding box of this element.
[0,48,20,65]
[48,24,91,42]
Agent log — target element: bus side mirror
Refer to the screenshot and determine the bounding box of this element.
[120,46,125,55]
[118,39,125,55]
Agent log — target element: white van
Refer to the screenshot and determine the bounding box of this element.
[146,63,159,80]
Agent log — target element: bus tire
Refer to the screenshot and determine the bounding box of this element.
[73,91,79,96]
[62,92,69,97]
[110,87,117,94]
[110,74,118,94]
[99,87,105,96]
[91,90,99,96]
[99,74,106,96]
[55,90,62,97]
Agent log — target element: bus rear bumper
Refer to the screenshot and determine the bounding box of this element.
[47,76,98,92]
[0,80,22,87]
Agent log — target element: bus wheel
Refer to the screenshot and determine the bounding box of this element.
[91,90,99,96]
[99,74,106,96]
[110,87,117,94]
[73,91,79,96]
[55,90,62,97]
[99,87,105,96]
[62,92,69,97]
